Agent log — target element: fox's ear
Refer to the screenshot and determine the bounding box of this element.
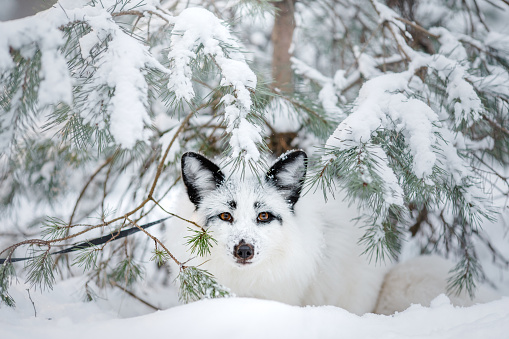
[265,150,307,207]
[181,152,225,207]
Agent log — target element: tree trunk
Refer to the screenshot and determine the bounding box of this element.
[271,0,296,93]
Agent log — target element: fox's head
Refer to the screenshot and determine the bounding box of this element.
[181,150,307,267]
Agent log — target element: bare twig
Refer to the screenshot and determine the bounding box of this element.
[126,217,181,266]
[26,289,37,317]
[69,152,117,227]
[111,10,171,24]
[482,114,509,136]
[109,280,160,311]
[148,105,201,199]
[394,17,439,39]
[151,198,205,232]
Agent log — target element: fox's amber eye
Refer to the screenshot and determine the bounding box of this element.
[257,212,270,222]
[219,212,233,222]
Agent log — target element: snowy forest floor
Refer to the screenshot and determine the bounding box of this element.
[1,278,508,339]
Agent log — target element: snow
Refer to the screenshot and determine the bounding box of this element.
[103,32,153,149]
[354,46,382,79]
[229,119,263,162]
[325,72,438,179]
[291,57,346,118]
[429,27,468,63]
[370,146,404,206]
[1,279,508,339]
[0,15,72,106]
[0,0,170,150]
[404,38,483,130]
[168,7,261,161]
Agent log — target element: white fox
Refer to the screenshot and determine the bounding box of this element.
[166,150,497,315]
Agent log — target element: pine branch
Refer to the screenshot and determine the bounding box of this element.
[177,266,231,303]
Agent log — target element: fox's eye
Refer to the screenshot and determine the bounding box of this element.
[219,212,233,222]
[257,212,272,222]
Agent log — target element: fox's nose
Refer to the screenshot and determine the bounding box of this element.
[234,240,254,260]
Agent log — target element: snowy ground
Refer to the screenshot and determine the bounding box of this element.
[1,278,508,339]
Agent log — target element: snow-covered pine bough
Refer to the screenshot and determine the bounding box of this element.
[166,150,498,315]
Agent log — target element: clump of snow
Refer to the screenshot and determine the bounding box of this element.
[229,120,263,161]
[326,72,438,179]
[354,46,382,80]
[67,4,168,149]
[167,7,261,161]
[102,32,153,149]
[0,15,72,106]
[291,57,345,118]
[429,27,468,63]
[370,146,404,206]
[428,54,483,128]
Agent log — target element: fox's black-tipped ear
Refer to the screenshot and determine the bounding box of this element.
[265,150,307,206]
[181,152,225,207]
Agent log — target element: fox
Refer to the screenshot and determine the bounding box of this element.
[166,150,498,315]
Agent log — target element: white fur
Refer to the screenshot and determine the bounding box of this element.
[167,154,498,315]
[167,169,388,314]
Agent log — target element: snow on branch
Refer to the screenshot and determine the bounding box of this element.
[325,71,438,180]
[0,15,72,106]
[167,7,262,161]
[72,6,168,149]
[0,0,171,150]
[319,0,490,188]
[291,57,348,119]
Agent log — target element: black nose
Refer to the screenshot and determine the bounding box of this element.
[234,240,254,260]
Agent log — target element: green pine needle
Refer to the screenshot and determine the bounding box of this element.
[0,263,16,307]
[185,228,217,257]
[177,266,230,303]
[24,250,55,291]
[110,258,144,287]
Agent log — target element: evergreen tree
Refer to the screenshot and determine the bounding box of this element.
[0,0,508,306]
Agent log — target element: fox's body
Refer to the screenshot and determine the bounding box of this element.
[167,151,496,314]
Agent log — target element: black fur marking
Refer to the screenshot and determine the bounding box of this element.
[254,202,261,209]
[256,212,282,225]
[273,213,283,224]
[265,150,307,208]
[205,216,216,227]
[181,152,225,207]
[229,200,237,209]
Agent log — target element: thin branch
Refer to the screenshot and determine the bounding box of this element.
[109,280,160,311]
[151,198,205,232]
[394,17,439,39]
[26,289,37,317]
[148,105,201,199]
[126,217,181,266]
[482,114,509,136]
[69,152,117,227]
[111,10,171,24]
[0,240,49,259]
